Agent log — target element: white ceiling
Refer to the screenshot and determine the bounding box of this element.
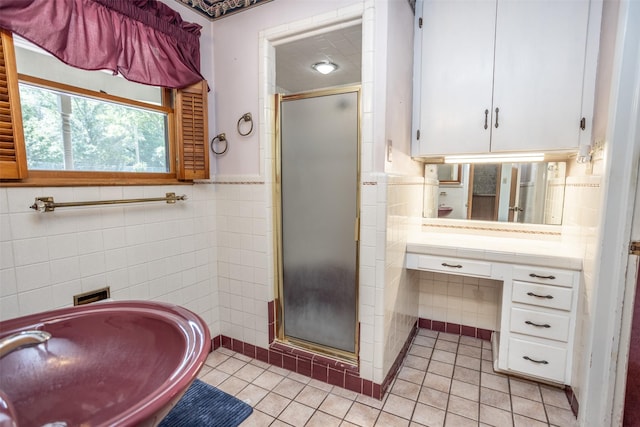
[275,24,362,94]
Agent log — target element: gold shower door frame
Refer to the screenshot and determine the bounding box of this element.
[273,86,361,363]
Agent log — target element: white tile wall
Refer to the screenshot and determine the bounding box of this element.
[379,175,423,382]
[214,183,271,349]
[0,185,217,333]
[358,180,379,382]
[561,162,603,403]
[418,271,501,331]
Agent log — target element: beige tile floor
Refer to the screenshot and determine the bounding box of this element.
[197,329,579,427]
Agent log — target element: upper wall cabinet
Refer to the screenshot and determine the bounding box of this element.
[412,0,598,157]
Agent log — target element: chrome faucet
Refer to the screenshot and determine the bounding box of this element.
[0,330,51,358]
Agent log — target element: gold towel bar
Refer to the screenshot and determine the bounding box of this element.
[30,193,187,212]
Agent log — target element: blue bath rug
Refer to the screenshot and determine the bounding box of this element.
[159,379,253,427]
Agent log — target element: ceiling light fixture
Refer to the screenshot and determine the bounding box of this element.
[312,61,338,75]
[443,153,545,164]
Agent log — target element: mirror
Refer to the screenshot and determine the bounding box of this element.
[423,162,566,225]
[437,164,462,184]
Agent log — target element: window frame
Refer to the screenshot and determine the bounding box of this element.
[0,30,209,187]
[19,73,177,182]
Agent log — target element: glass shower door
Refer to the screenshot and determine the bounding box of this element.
[277,88,359,355]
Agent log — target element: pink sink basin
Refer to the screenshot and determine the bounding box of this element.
[0,301,211,427]
[438,206,453,217]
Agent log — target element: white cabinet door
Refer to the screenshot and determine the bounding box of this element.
[414,0,496,156]
[491,0,590,152]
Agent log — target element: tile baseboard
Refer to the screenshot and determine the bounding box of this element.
[211,321,419,400]
[418,318,493,341]
[212,333,381,399]
[565,385,579,418]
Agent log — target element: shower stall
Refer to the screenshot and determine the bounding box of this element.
[274,87,360,360]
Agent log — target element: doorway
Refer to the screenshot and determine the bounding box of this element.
[467,164,502,221]
[466,162,549,222]
[624,266,640,426]
[274,87,360,359]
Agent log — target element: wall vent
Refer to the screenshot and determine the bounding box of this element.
[73,287,111,306]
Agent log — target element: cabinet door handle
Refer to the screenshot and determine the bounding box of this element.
[523,356,549,365]
[529,273,556,280]
[526,292,554,299]
[525,320,551,328]
[441,263,463,268]
[484,109,489,130]
[494,107,499,128]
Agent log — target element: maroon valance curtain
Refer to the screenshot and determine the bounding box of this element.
[0,0,204,89]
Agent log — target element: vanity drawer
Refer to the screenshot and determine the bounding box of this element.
[508,337,567,383]
[417,255,491,277]
[512,266,574,287]
[510,307,570,342]
[512,281,573,311]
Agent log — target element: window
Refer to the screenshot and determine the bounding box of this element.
[19,82,170,173]
[0,30,209,184]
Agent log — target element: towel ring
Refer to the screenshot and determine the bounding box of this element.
[237,113,253,136]
[211,133,228,155]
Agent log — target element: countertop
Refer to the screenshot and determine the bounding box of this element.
[406,232,583,270]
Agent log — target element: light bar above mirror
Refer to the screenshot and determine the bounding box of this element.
[443,153,545,164]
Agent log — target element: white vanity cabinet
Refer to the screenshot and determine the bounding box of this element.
[500,265,580,384]
[411,254,492,277]
[405,247,581,385]
[412,0,596,156]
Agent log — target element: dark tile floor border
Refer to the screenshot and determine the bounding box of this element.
[418,318,492,340]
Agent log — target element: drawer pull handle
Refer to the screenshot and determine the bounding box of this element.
[441,263,463,268]
[529,273,556,280]
[525,320,551,328]
[526,292,554,299]
[523,356,549,364]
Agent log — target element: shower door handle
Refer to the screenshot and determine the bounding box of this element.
[354,217,360,242]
